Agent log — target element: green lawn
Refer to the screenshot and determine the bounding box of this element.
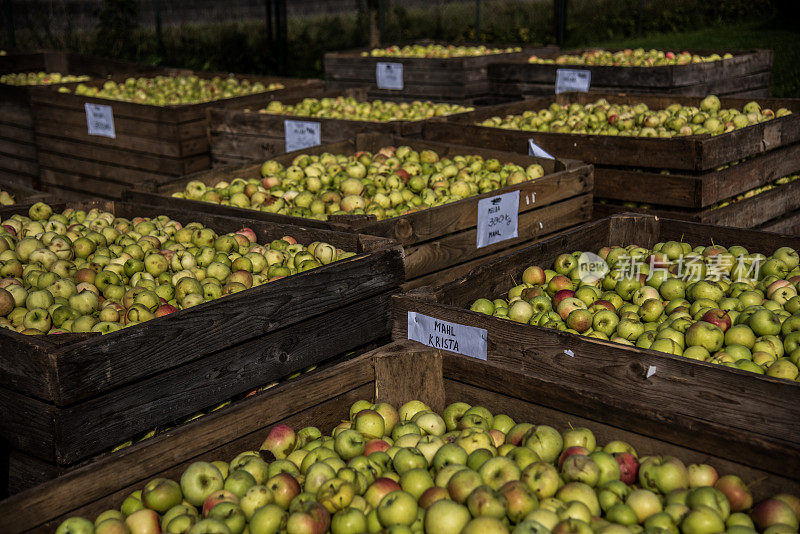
[578,21,800,97]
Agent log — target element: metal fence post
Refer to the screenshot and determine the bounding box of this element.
[276,0,287,75]
[152,0,165,59]
[475,0,481,42]
[3,0,15,49]
[637,0,644,35]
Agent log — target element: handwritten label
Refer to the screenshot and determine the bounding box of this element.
[85,103,115,138]
[528,139,555,159]
[284,120,321,152]
[555,69,591,94]
[476,190,519,248]
[376,62,404,90]
[407,311,487,360]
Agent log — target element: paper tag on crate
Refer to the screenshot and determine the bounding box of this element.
[528,139,555,159]
[407,311,487,360]
[476,190,519,248]
[284,120,321,152]
[85,103,115,138]
[555,69,591,94]
[376,62,404,90]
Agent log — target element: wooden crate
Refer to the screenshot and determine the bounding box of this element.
[424,93,800,213]
[0,50,162,190]
[207,88,475,167]
[28,71,324,200]
[391,214,800,482]
[1,339,798,533]
[325,42,558,104]
[124,133,594,289]
[424,93,800,172]
[593,167,800,227]
[0,200,403,486]
[489,48,773,100]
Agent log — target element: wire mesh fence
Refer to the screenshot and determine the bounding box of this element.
[0,0,778,78]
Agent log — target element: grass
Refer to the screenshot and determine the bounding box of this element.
[580,20,800,97]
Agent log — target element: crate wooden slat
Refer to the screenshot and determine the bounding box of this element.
[1,339,798,533]
[0,50,163,190]
[0,200,403,478]
[325,42,559,104]
[125,132,593,289]
[489,48,772,99]
[28,71,324,200]
[390,214,800,481]
[594,171,800,227]
[207,88,475,166]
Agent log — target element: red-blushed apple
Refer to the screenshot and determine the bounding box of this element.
[751,498,800,531]
[701,308,732,332]
[499,480,539,523]
[286,500,330,534]
[364,477,402,509]
[714,475,752,513]
[125,509,160,534]
[773,494,800,522]
[202,489,238,517]
[261,424,297,461]
[495,424,529,448]
[154,304,178,317]
[522,265,546,286]
[447,468,483,504]
[235,227,257,243]
[558,446,590,469]
[553,289,576,308]
[364,438,391,456]
[687,463,718,488]
[418,486,449,508]
[267,472,301,509]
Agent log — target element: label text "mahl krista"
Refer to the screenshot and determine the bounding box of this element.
[428,320,459,351]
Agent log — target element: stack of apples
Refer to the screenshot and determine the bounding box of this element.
[363,44,521,58]
[0,71,91,85]
[528,48,733,66]
[478,96,790,137]
[0,202,348,335]
[56,399,799,533]
[64,76,284,105]
[470,240,800,380]
[259,97,473,122]
[175,147,545,221]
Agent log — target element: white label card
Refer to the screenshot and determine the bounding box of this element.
[476,190,519,248]
[85,103,115,138]
[284,120,321,152]
[528,138,555,159]
[555,68,591,94]
[407,311,487,360]
[376,62,404,90]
